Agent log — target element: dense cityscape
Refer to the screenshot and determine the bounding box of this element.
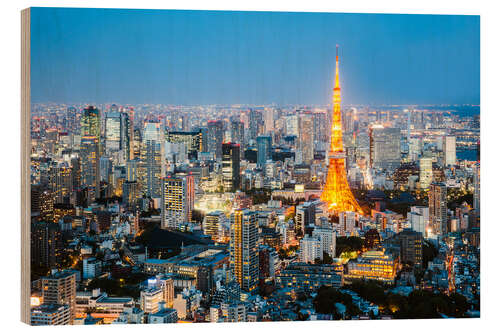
[29,49,480,324]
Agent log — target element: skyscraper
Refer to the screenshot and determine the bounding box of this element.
[298,113,314,164]
[230,209,258,292]
[207,120,224,160]
[80,106,100,139]
[105,111,122,152]
[429,182,447,236]
[369,126,401,171]
[473,162,480,221]
[256,135,272,167]
[249,109,263,139]
[419,157,433,189]
[80,136,100,201]
[222,143,240,192]
[444,135,456,166]
[140,121,164,198]
[320,46,363,214]
[160,174,194,230]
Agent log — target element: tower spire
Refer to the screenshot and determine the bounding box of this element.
[321,46,363,215]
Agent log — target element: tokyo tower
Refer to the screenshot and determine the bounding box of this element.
[320,46,363,214]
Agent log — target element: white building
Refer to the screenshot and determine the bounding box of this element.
[312,226,337,258]
[444,136,456,166]
[299,234,322,263]
[82,257,102,279]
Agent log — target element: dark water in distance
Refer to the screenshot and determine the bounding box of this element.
[457,149,478,161]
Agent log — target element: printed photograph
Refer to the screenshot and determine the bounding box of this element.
[28,7,480,325]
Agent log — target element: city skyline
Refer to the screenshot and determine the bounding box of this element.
[31,8,479,106]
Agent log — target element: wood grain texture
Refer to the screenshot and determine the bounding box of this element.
[21,7,31,325]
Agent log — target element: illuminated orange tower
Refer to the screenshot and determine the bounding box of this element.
[321,46,363,214]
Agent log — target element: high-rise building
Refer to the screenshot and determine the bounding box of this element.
[321,47,363,214]
[160,175,194,229]
[295,201,317,234]
[140,121,164,198]
[31,221,63,269]
[369,126,401,171]
[312,226,337,258]
[80,136,100,201]
[165,130,203,160]
[256,135,272,167]
[313,111,328,143]
[419,157,433,189]
[429,182,447,236]
[66,106,78,134]
[230,209,258,292]
[207,120,224,160]
[230,120,245,144]
[298,113,314,164]
[299,235,322,263]
[41,270,77,323]
[444,135,456,166]
[249,109,263,139]
[222,143,240,192]
[203,210,225,241]
[398,229,423,268]
[80,106,100,143]
[105,111,122,152]
[473,162,480,220]
[285,114,299,137]
[264,108,275,133]
[49,163,72,204]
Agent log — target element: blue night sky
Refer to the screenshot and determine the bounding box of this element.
[30,7,480,105]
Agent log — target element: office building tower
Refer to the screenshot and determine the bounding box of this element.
[249,109,263,139]
[222,143,240,192]
[419,157,433,189]
[105,111,122,152]
[299,113,314,164]
[473,162,480,219]
[264,108,275,133]
[165,130,203,160]
[80,106,100,143]
[429,182,447,236]
[342,108,355,134]
[408,137,423,162]
[206,120,224,160]
[299,235,322,263]
[80,136,100,201]
[99,156,113,183]
[313,111,328,143]
[444,135,456,166]
[66,106,78,134]
[160,175,194,229]
[369,126,401,171]
[49,164,72,204]
[230,120,245,145]
[140,121,164,198]
[203,210,225,241]
[256,135,272,167]
[41,270,77,323]
[285,114,299,137]
[230,209,258,292]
